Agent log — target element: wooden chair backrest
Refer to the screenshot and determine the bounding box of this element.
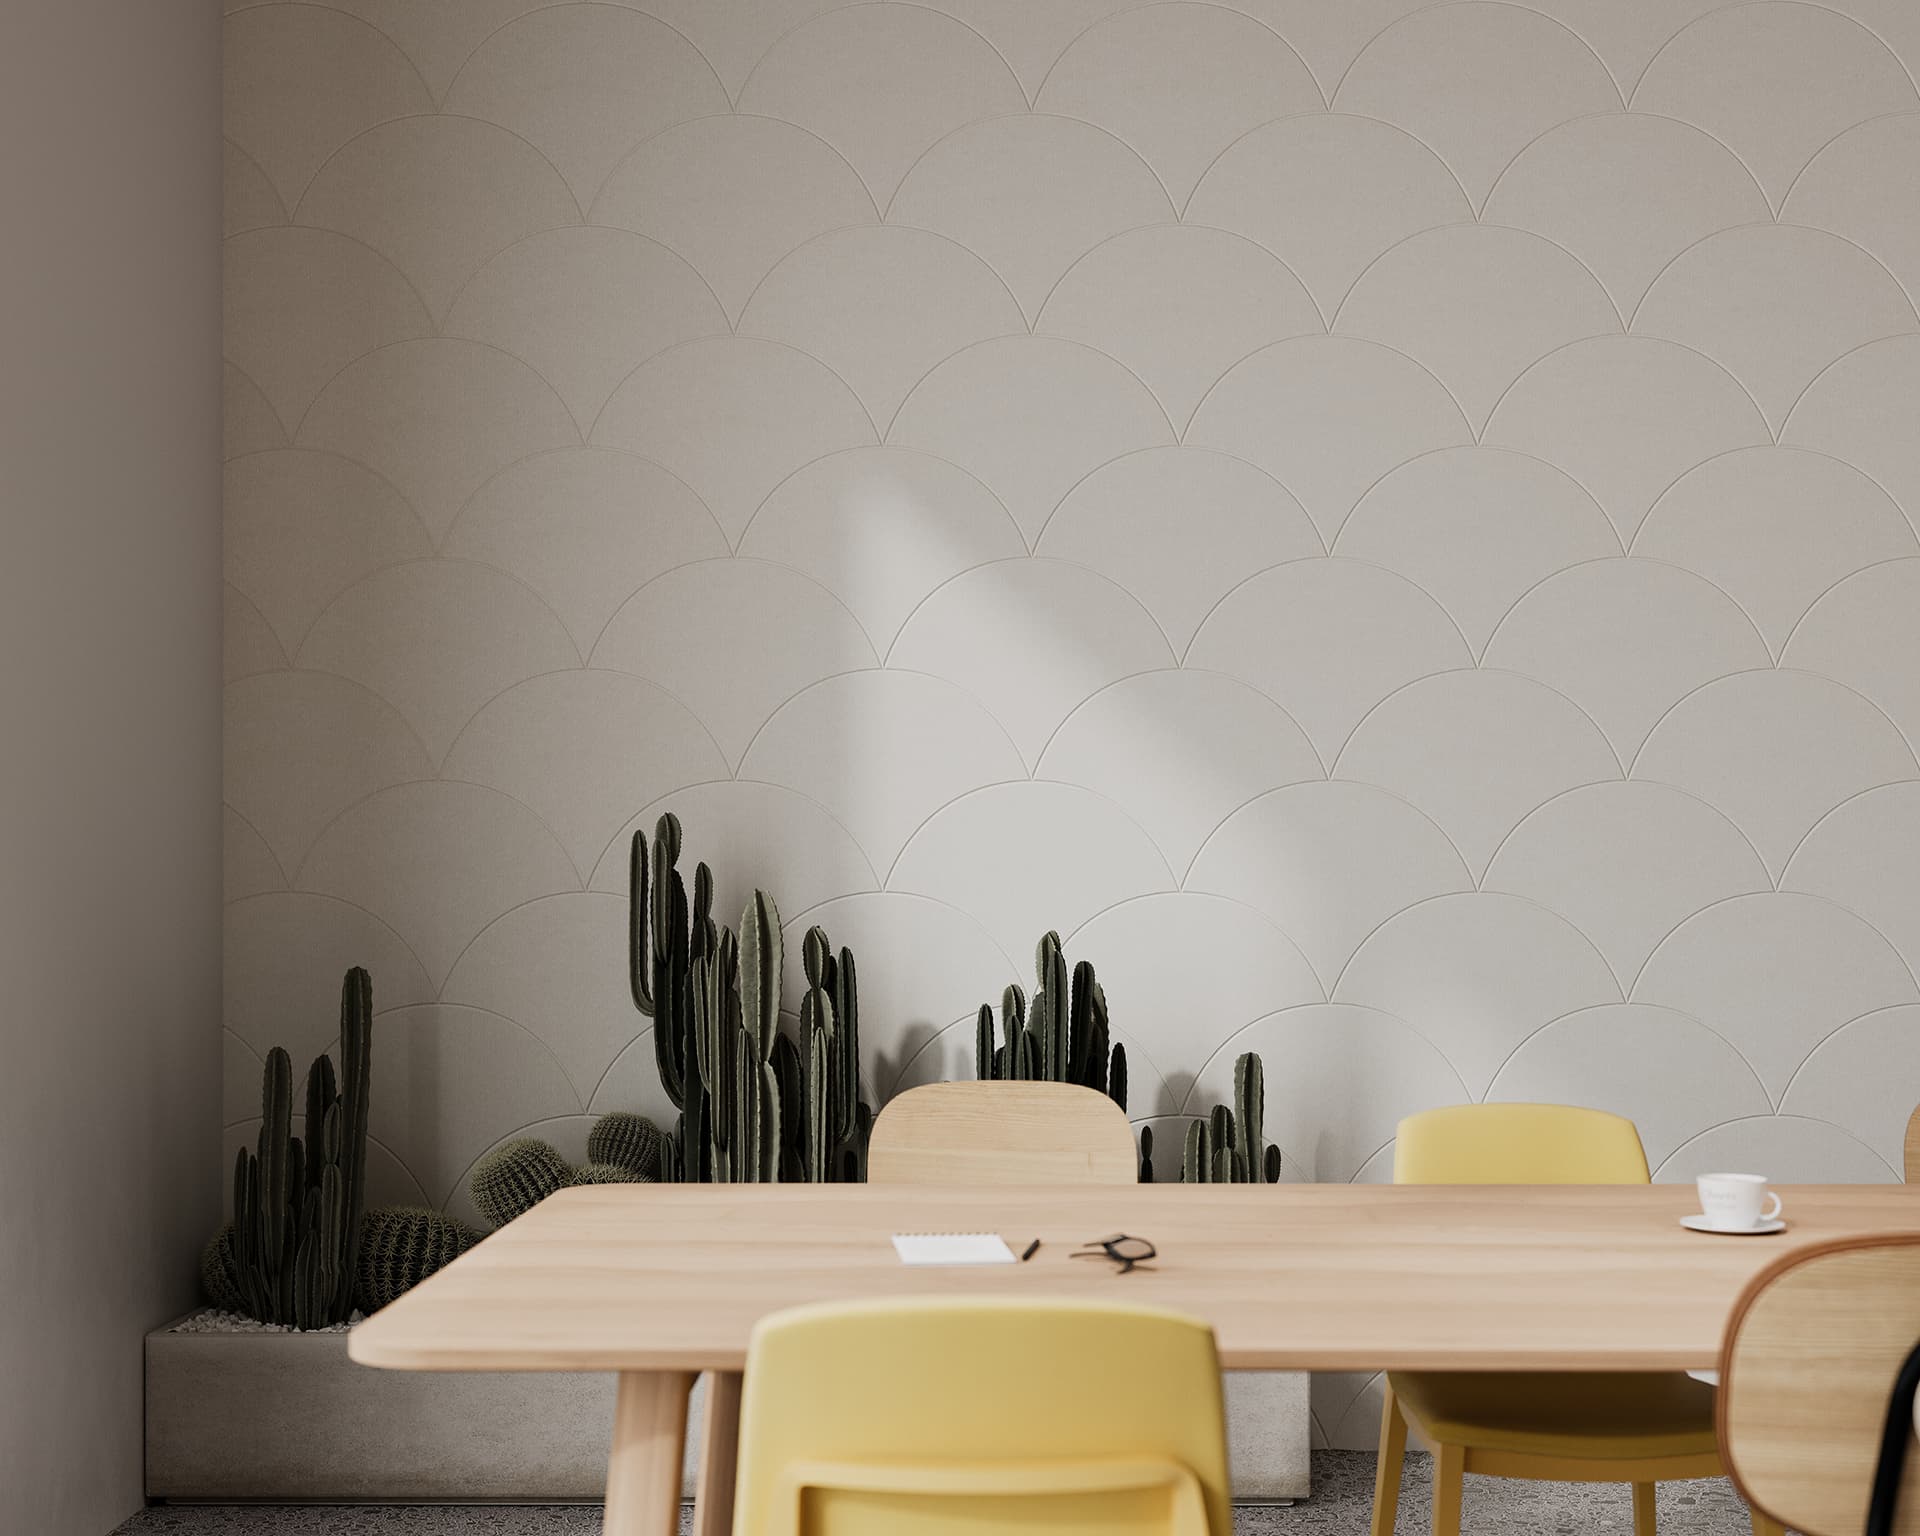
[1720,1233,1920,1536]
[867,1081,1137,1186]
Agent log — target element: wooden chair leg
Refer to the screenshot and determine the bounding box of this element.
[1432,1442,1465,1536]
[1371,1384,1409,1536]
[1749,1509,1786,1536]
[1633,1482,1657,1536]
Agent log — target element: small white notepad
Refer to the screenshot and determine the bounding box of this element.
[891,1233,1016,1266]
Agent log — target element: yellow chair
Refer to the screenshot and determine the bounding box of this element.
[1372,1103,1781,1536]
[1904,1103,1920,1182]
[731,1297,1233,1536]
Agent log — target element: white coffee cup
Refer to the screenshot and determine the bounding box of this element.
[1696,1173,1783,1230]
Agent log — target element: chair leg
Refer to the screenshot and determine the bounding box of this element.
[1432,1442,1465,1536]
[1371,1385,1409,1536]
[1749,1508,1786,1536]
[1633,1482,1657,1536]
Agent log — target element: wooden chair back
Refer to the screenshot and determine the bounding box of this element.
[1904,1103,1920,1182]
[1720,1233,1920,1536]
[867,1081,1137,1186]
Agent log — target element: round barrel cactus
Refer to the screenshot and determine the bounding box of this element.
[356,1207,483,1312]
[570,1160,654,1186]
[585,1111,663,1178]
[470,1138,570,1228]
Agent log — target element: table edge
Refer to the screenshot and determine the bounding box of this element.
[345,1337,1718,1375]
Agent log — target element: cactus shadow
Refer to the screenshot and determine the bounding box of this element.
[871,1021,938,1105]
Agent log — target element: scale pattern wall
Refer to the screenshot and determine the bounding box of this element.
[225,0,1920,1442]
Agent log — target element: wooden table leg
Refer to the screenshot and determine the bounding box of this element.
[692,1370,743,1536]
[604,1370,694,1536]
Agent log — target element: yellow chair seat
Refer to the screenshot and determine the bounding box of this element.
[1390,1370,1716,1460]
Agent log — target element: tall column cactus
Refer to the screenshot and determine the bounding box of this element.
[973,931,1128,1115]
[1233,1052,1269,1182]
[975,984,1029,1082]
[630,812,716,1180]
[798,926,834,1184]
[796,924,872,1182]
[711,895,778,1183]
[770,1031,805,1180]
[691,927,741,1179]
[220,967,374,1327]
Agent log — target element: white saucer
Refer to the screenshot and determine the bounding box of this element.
[1680,1214,1786,1236]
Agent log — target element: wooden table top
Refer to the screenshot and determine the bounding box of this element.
[348,1183,1920,1375]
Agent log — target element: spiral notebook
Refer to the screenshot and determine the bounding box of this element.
[891,1232,1017,1266]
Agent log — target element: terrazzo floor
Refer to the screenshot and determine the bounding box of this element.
[116,1451,1761,1534]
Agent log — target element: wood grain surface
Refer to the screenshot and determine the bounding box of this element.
[349,1183,1920,1375]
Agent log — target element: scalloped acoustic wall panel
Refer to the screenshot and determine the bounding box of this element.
[224,0,1920,1450]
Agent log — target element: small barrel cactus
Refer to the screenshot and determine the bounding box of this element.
[356,1207,483,1312]
[570,1160,655,1185]
[586,1111,663,1178]
[470,1138,571,1228]
[200,1226,247,1313]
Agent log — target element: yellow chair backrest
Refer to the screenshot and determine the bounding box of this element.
[1720,1233,1920,1536]
[733,1297,1232,1536]
[868,1081,1138,1186]
[1394,1103,1650,1184]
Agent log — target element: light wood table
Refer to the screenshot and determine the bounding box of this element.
[348,1183,1920,1535]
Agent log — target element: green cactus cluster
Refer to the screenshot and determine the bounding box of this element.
[204,1203,483,1317]
[973,931,1128,1114]
[629,814,871,1183]
[1176,1053,1282,1184]
[210,967,374,1328]
[356,1206,482,1312]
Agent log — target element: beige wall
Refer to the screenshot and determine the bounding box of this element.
[0,1,223,1529]
[223,1,1920,1448]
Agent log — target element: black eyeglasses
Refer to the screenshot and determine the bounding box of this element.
[1071,1233,1157,1274]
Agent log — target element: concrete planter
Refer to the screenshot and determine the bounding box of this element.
[144,1316,677,1502]
[1225,1371,1312,1501]
[146,1315,1308,1502]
